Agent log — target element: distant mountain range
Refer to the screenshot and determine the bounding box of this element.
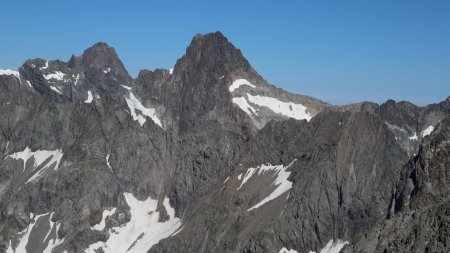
[1,32,449,253]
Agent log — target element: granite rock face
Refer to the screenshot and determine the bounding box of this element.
[0,32,449,253]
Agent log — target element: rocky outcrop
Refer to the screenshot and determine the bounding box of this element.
[343,116,450,253]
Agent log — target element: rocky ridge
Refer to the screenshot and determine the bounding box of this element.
[0,32,449,253]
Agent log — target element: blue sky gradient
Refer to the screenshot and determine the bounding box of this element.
[1,0,449,105]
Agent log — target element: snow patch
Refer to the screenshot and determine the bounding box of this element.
[247,94,312,121]
[85,193,183,253]
[42,213,65,253]
[6,241,13,253]
[0,69,20,78]
[280,239,349,253]
[124,93,163,128]
[74,74,80,85]
[232,97,257,116]
[308,239,349,253]
[169,68,174,75]
[7,212,65,253]
[421,125,434,137]
[229,79,256,92]
[44,71,65,81]
[5,147,63,184]
[41,61,49,70]
[408,132,418,140]
[279,248,298,253]
[243,160,296,211]
[103,68,111,73]
[92,208,116,231]
[85,91,93,103]
[223,176,230,184]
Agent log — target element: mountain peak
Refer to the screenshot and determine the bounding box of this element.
[178,31,251,74]
[81,42,120,67]
[80,42,131,83]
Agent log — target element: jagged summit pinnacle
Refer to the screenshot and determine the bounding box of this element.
[81,42,122,68]
[79,42,131,84]
[176,31,251,74]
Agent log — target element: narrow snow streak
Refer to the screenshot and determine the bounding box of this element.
[245,160,296,211]
[85,91,93,103]
[86,193,183,253]
[5,147,63,184]
[74,74,80,85]
[106,153,112,172]
[247,94,312,121]
[229,79,256,92]
[50,86,62,94]
[124,93,163,128]
[237,167,257,190]
[421,125,434,137]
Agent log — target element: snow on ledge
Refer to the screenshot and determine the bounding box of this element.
[44,71,66,81]
[229,78,256,92]
[247,94,312,121]
[0,69,20,78]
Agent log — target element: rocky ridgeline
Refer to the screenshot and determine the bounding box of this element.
[0,32,449,253]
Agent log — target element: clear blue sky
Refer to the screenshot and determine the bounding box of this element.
[1,1,449,105]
